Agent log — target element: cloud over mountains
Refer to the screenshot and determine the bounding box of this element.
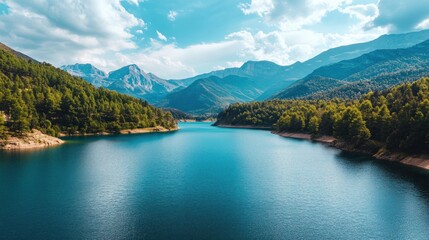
[0,0,428,79]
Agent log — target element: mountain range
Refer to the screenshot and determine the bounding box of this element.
[61,29,429,114]
[61,64,184,102]
[274,39,429,99]
[158,75,264,114]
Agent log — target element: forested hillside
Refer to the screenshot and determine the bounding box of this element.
[63,30,429,115]
[216,78,429,153]
[158,75,264,114]
[0,48,176,137]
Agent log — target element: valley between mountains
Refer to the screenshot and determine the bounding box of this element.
[62,29,429,115]
[1,29,429,165]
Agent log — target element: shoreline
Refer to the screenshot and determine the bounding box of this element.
[0,129,65,151]
[59,126,179,137]
[1,126,179,151]
[216,124,429,171]
[214,124,272,130]
[275,132,336,143]
[178,119,214,123]
[120,126,179,135]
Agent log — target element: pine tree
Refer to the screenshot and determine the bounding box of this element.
[0,114,6,138]
[308,116,320,134]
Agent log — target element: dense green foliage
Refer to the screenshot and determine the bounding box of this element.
[216,78,429,153]
[0,114,5,138]
[216,100,289,127]
[165,108,216,121]
[0,49,176,137]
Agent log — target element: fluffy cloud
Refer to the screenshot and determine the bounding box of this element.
[126,0,144,5]
[341,4,378,22]
[114,40,250,79]
[369,0,429,32]
[226,28,384,66]
[156,31,167,41]
[239,0,274,17]
[0,0,401,79]
[0,0,144,70]
[417,18,429,30]
[168,10,178,21]
[131,24,385,79]
[240,0,351,30]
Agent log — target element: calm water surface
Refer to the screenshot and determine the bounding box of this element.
[0,122,428,239]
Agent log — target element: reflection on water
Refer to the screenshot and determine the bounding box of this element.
[0,122,428,239]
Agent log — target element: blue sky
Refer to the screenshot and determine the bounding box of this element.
[0,0,429,79]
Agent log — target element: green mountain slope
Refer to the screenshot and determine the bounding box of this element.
[0,46,176,137]
[176,30,429,88]
[274,40,429,100]
[158,75,263,114]
[0,42,37,62]
[159,30,429,114]
[286,29,429,80]
[61,30,429,115]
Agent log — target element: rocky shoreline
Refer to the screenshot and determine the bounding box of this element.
[59,126,179,137]
[0,129,64,151]
[373,149,429,170]
[216,124,429,171]
[214,124,272,130]
[278,131,429,171]
[119,126,179,134]
[1,126,179,151]
[276,132,336,143]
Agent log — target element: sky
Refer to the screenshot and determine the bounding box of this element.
[0,0,429,79]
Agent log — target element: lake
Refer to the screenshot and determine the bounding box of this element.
[0,122,428,239]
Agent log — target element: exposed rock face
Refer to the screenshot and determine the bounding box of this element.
[0,130,64,150]
[374,150,429,170]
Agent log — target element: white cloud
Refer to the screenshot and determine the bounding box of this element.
[156,30,167,41]
[125,0,144,6]
[417,18,429,30]
[239,0,351,30]
[339,3,380,33]
[225,27,385,66]
[368,0,429,32]
[111,40,251,79]
[168,10,178,21]
[0,0,393,80]
[114,25,384,79]
[341,4,378,22]
[0,0,143,69]
[239,0,274,17]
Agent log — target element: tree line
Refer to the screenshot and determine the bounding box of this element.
[0,49,176,138]
[216,78,429,153]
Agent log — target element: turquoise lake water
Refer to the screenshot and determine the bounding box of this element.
[0,122,428,239]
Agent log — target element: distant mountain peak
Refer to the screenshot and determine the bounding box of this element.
[61,63,106,76]
[112,64,145,75]
[273,37,429,100]
[126,63,141,70]
[240,60,280,70]
[127,63,139,68]
[60,63,109,88]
